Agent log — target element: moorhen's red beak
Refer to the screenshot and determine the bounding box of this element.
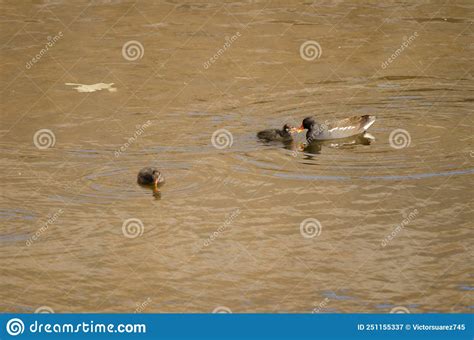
[296,124,305,133]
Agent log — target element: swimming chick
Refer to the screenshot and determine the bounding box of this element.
[257,124,295,142]
[137,167,165,190]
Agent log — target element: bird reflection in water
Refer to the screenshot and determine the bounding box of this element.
[284,132,375,157]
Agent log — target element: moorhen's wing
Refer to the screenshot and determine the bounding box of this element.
[316,115,375,140]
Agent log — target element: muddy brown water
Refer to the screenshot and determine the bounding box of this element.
[0,1,473,313]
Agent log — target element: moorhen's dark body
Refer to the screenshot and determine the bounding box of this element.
[257,124,294,142]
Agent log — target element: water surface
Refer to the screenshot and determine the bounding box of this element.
[0,1,473,313]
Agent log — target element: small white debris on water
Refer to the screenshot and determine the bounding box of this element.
[65,83,117,93]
